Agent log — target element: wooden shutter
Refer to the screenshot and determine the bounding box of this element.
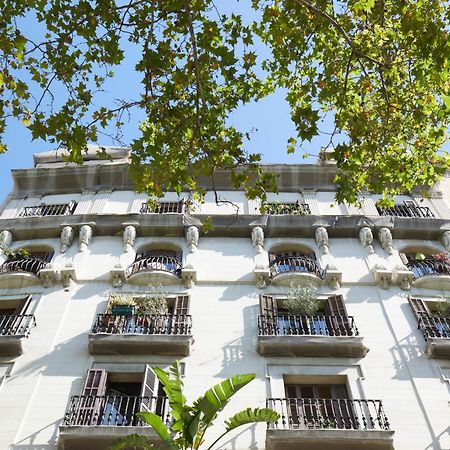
[269,253,277,263]
[140,365,159,413]
[174,295,190,334]
[330,385,353,428]
[325,295,350,336]
[77,369,107,425]
[260,295,278,316]
[285,385,302,427]
[408,297,430,321]
[399,252,409,266]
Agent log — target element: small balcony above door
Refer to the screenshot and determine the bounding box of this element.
[403,251,450,290]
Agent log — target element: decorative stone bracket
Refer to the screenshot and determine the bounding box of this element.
[79,224,93,252]
[324,264,342,289]
[39,264,58,288]
[181,265,197,288]
[392,266,414,291]
[254,265,270,289]
[251,226,264,254]
[122,224,137,253]
[60,226,74,253]
[0,230,12,250]
[378,227,394,255]
[60,264,77,288]
[359,226,374,254]
[186,226,199,253]
[110,264,126,287]
[315,226,329,254]
[372,265,392,289]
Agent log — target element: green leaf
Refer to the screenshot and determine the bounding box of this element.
[224,408,280,432]
[195,373,255,424]
[136,412,177,449]
[109,434,156,450]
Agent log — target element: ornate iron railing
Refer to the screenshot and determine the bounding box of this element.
[92,314,192,335]
[263,202,311,215]
[258,314,357,337]
[140,201,184,214]
[269,256,324,279]
[0,257,48,276]
[376,201,434,218]
[63,395,169,426]
[267,398,390,431]
[406,257,450,279]
[0,314,35,337]
[418,315,450,340]
[127,255,182,278]
[19,201,77,218]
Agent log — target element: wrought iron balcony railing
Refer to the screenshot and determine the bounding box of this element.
[263,202,311,215]
[0,314,35,337]
[19,201,77,218]
[140,201,184,214]
[127,255,182,278]
[63,395,169,427]
[376,201,434,218]
[92,314,192,335]
[258,314,358,337]
[267,398,390,431]
[418,315,450,340]
[406,257,450,279]
[0,257,48,276]
[269,256,324,279]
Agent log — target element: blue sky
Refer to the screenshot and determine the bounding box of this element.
[0,1,332,203]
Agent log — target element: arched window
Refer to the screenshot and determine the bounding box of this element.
[128,245,183,278]
[400,246,450,279]
[1,246,54,276]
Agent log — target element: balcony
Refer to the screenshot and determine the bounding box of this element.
[19,201,77,217]
[376,201,434,218]
[89,313,193,356]
[406,257,450,290]
[263,202,311,215]
[0,257,48,288]
[59,395,168,450]
[258,314,368,358]
[270,256,324,287]
[418,315,450,358]
[0,314,35,356]
[140,201,184,214]
[266,398,394,450]
[127,255,182,286]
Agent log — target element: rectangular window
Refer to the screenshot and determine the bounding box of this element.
[140,201,184,214]
[376,200,434,218]
[408,297,450,339]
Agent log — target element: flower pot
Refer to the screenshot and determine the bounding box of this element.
[111,305,135,316]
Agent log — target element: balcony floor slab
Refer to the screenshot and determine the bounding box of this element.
[0,335,26,356]
[258,335,369,358]
[425,338,450,359]
[0,272,41,289]
[88,333,193,356]
[127,270,181,286]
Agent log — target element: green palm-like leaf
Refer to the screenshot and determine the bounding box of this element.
[224,408,280,432]
[109,434,156,449]
[195,373,255,423]
[136,412,179,450]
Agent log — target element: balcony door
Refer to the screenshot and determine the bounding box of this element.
[285,383,355,429]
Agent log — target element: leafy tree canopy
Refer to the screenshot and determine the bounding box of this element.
[1,0,450,205]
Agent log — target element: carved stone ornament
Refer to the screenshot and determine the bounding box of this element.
[372,264,392,290]
[0,230,12,250]
[254,265,270,289]
[324,264,342,290]
[251,226,264,254]
[60,263,76,288]
[181,265,197,288]
[378,227,394,255]
[78,224,93,252]
[392,265,414,291]
[359,226,374,254]
[60,226,74,253]
[123,225,136,253]
[110,264,126,288]
[185,226,199,253]
[39,263,58,288]
[315,226,329,254]
[442,230,450,252]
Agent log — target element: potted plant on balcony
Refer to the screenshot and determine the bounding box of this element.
[109,295,137,316]
[135,284,169,331]
[435,298,450,318]
[284,283,319,315]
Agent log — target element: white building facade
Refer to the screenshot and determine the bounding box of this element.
[0,147,449,450]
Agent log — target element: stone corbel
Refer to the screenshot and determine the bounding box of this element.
[392,265,414,291]
[110,264,126,288]
[378,227,394,255]
[60,263,77,288]
[185,226,199,253]
[0,230,12,251]
[251,226,264,254]
[181,265,197,288]
[442,230,450,252]
[315,226,329,254]
[359,226,374,254]
[78,224,94,252]
[324,264,342,289]
[39,263,58,288]
[254,265,270,289]
[372,265,392,289]
[60,226,74,253]
[122,224,137,253]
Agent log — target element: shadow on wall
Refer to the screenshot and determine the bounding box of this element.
[9,419,60,450]
[214,423,259,450]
